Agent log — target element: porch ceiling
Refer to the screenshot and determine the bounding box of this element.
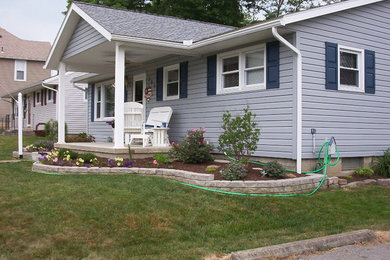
[62,41,195,74]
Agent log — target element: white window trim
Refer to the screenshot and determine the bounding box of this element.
[133,73,146,103]
[35,92,41,104]
[83,88,88,102]
[217,44,266,94]
[338,45,364,93]
[94,80,115,121]
[163,64,180,100]
[14,60,27,81]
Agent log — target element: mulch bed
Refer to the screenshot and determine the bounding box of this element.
[339,174,385,183]
[40,156,307,181]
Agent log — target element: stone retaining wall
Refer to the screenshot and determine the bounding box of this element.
[32,162,354,195]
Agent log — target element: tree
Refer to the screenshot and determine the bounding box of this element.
[243,0,341,21]
[64,0,245,27]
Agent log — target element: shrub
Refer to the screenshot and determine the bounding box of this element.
[79,153,97,163]
[170,127,214,164]
[220,160,247,180]
[153,153,172,164]
[264,161,285,178]
[58,148,79,161]
[25,140,55,152]
[218,106,260,161]
[372,149,390,178]
[354,167,374,177]
[44,120,67,141]
[66,134,95,143]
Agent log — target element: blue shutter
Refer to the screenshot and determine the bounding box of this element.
[124,85,128,102]
[90,84,95,122]
[156,67,163,101]
[325,42,338,90]
[180,61,188,98]
[207,55,217,95]
[365,50,375,94]
[266,41,280,89]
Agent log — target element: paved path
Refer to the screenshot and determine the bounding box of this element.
[0,160,21,163]
[296,242,390,260]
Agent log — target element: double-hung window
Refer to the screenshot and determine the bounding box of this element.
[94,81,115,120]
[217,44,265,94]
[163,64,179,100]
[15,60,27,81]
[47,90,52,102]
[36,92,40,104]
[338,46,364,92]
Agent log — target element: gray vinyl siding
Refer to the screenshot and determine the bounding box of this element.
[286,0,390,158]
[25,92,56,130]
[63,19,106,60]
[64,73,88,134]
[88,40,295,158]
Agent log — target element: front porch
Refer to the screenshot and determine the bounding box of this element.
[55,142,170,159]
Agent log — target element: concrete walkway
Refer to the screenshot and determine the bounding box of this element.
[296,242,390,260]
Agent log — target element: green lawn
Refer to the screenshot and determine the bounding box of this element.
[0,135,45,160]
[0,160,389,259]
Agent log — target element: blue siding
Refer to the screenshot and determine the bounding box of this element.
[287,0,390,158]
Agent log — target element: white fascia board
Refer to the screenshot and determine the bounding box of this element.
[70,73,99,83]
[44,3,112,70]
[44,5,74,69]
[112,19,282,51]
[281,0,384,25]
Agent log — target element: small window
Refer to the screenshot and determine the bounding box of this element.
[338,46,364,92]
[84,89,88,101]
[47,90,52,102]
[163,64,179,100]
[94,82,115,120]
[14,60,27,81]
[36,92,40,104]
[217,44,266,94]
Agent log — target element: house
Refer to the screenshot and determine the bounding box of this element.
[1,72,88,134]
[44,0,390,174]
[0,26,51,129]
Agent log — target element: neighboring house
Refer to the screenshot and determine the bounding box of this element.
[0,26,51,128]
[2,72,88,134]
[44,0,390,173]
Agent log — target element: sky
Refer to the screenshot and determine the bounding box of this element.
[0,0,67,44]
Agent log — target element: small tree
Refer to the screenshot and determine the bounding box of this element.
[218,106,260,161]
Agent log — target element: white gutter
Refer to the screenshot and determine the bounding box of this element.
[41,83,58,92]
[271,26,302,174]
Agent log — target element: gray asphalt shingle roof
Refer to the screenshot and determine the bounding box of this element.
[75,1,235,43]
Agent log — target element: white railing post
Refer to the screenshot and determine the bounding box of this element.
[18,92,23,159]
[114,43,125,148]
[58,62,66,144]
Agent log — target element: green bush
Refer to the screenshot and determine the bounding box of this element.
[372,149,390,178]
[264,161,285,178]
[153,154,172,164]
[218,106,260,161]
[78,132,87,138]
[170,128,214,164]
[354,167,374,177]
[220,160,247,180]
[79,153,97,163]
[58,149,79,160]
[44,120,67,141]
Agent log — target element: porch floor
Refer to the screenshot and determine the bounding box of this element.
[55,142,170,159]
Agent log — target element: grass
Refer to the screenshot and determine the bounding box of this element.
[0,160,389,259]
[0,135,45,160]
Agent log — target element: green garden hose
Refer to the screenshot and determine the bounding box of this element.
[174,141,340,197]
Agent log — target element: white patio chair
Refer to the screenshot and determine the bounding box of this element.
[124,102,143,144]
[129,106,173,147]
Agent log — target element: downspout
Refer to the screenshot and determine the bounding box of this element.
[272,26,302,173]
[41,83,58,92]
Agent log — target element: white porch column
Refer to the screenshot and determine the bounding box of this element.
[17,93,23,159]
[57,62,66,144]
[114,43,125,148]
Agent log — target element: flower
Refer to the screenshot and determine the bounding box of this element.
[186,135,190,138]
[85,164,90,168]
[201,126,205,131]
[170,142,175,146]
[153,160,158,165]
[124,161,133,167]
[79,158,84,163]
[191,129,198,132]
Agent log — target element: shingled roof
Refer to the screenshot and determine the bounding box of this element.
[0,27,51,61]
[74,1,235,43]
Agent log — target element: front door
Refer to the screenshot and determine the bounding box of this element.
[133,73,146,105]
